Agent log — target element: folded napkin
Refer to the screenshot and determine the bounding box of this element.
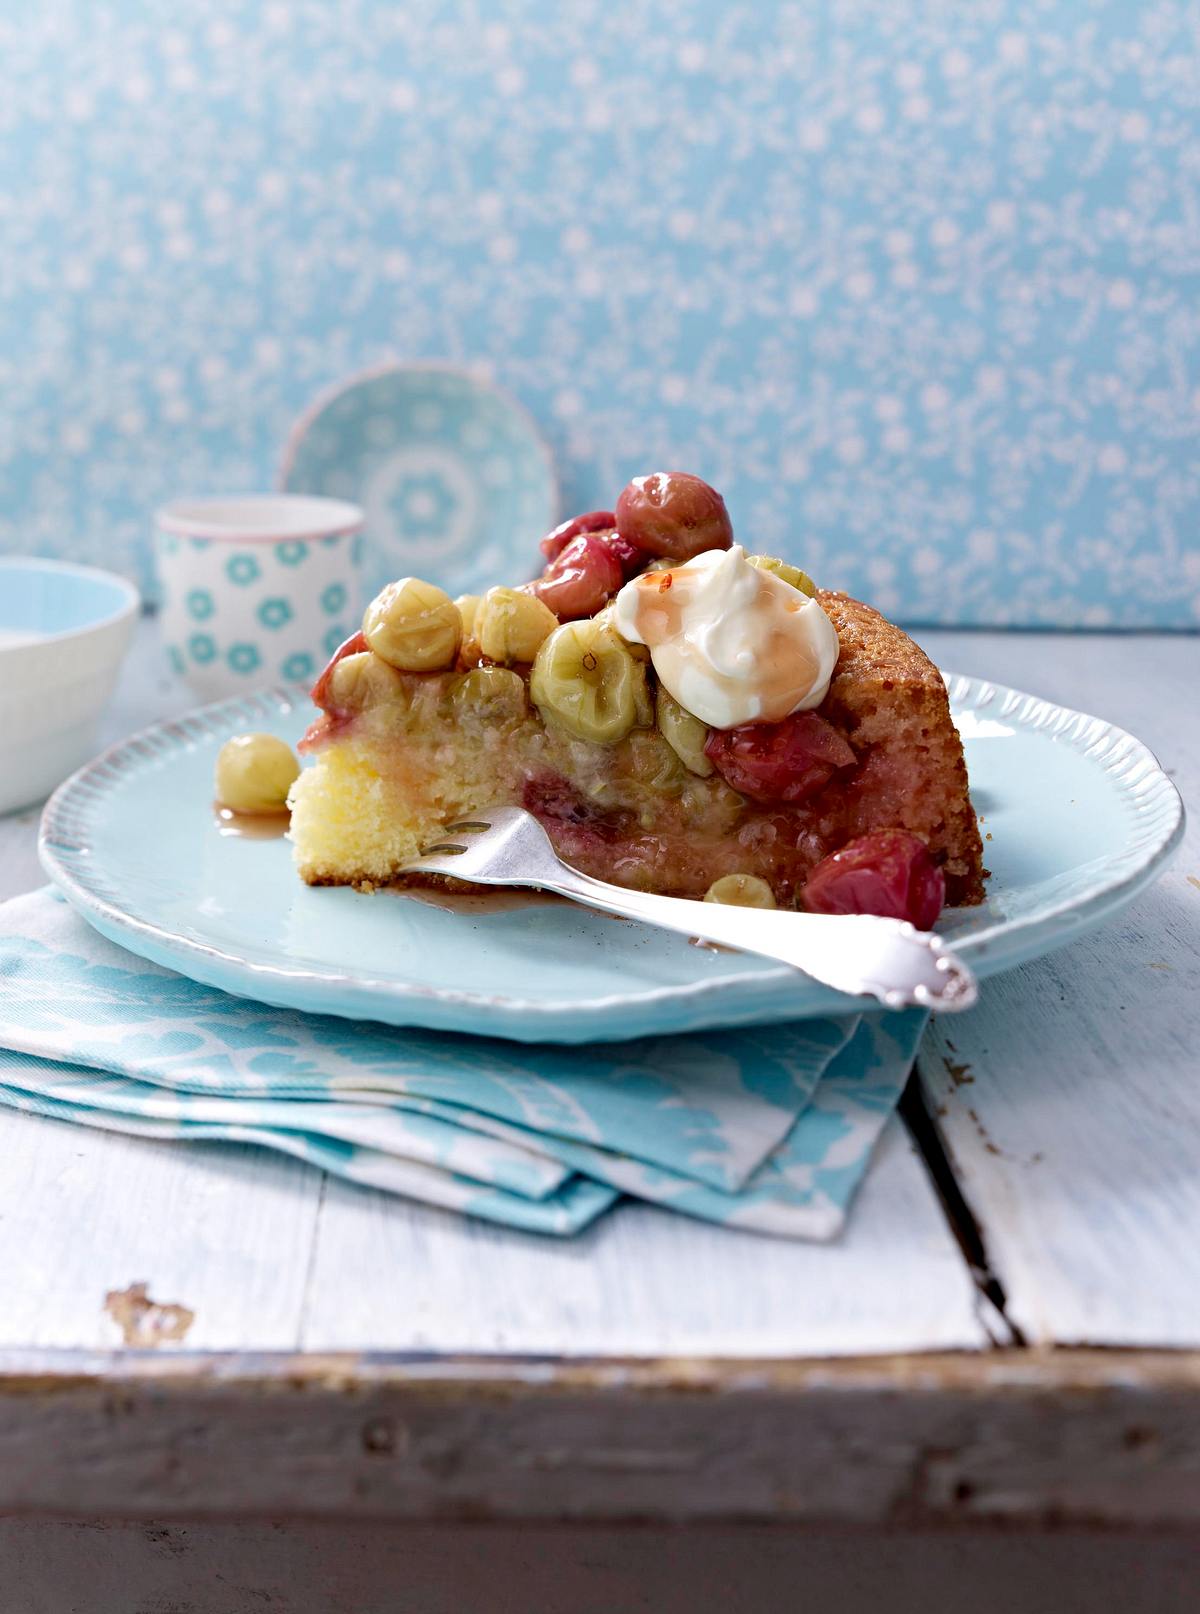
[0,889,927,1239]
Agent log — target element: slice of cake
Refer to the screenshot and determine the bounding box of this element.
[289,473,985,924]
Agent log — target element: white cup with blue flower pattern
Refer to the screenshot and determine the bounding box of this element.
[154,495,365,702]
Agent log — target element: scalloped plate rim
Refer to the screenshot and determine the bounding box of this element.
[37,674,1185,1042]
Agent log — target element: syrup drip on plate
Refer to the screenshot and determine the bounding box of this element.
[395,885,566,916]
[213,803,291,840]
[396,886,631,921]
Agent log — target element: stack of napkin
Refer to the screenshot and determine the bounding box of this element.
[0,889,926,1239]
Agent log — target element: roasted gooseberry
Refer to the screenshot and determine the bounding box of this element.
[323,650,407,714]
[452,665,528,727]
[802,830,946,930]
[532,533,624,620]
[539,509,618,562]
[593,527,644,576]
[704,712,856,804]
[747,554,816,596]
[615,472,734,560]
[363,578,461,671]
[476,586,558,664]
[530,617,648,744]
[656,687,713,776]
[310,629,368,710]
[214,734,300,814]
[704,874,776,909]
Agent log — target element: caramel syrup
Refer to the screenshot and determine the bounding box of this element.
[396,886,631,921]
[395,885,566,916]
[213,803,291,840]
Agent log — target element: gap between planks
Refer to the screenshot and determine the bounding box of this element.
[911,632,1200,1350]
[898,1071,1023,1348]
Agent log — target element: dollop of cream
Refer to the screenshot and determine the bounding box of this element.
[612,545,839,729]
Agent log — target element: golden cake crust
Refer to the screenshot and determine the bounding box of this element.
[817,591,985,904]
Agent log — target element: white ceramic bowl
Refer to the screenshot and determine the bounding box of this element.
[0,557,140,814]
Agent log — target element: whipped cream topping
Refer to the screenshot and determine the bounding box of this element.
[612,545,839,729]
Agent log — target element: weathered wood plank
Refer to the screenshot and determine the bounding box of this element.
[0,1108,987,1360]
[1,1350,1199,1524]
[300,1116,988,1357]
[917,633,1200,1347]
[0,1109,323,1351]
[0,618,989,1362]
[5,626,1191,1360]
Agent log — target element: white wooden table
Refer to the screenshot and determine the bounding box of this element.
[1,622,1197,1611]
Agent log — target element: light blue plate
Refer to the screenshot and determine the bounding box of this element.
[279,364,557,600]
[39,676,1183,1044]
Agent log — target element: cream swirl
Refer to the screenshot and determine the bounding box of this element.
[612,545,839,729]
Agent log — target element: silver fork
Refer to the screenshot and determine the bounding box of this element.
[400,805,978,1013]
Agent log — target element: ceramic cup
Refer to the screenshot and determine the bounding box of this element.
[154,495,365,702]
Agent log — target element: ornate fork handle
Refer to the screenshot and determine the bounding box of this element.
[535,865,977,1013]
[409,807,978,1013]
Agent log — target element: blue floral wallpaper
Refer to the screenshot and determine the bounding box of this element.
[1,0,1198,626]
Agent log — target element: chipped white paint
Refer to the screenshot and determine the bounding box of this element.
[0,1111,322,1352]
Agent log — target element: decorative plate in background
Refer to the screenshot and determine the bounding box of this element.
[279,363,558,600]
[39,676,1184,1044]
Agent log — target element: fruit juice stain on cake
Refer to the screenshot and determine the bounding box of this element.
[213,804,291,840]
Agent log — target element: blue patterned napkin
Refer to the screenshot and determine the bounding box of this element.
[0,889,926,1239]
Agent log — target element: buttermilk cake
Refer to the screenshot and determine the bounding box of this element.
[286,472,985,926]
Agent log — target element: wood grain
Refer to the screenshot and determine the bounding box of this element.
[300,1117,987,1358]
[0,1110,323,1351]
[2,1350,1200,1524]
[0,1097,985,1358]
[917,632,1200,1346]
